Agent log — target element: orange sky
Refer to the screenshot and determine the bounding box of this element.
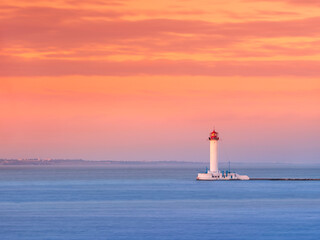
[1,0,320,162]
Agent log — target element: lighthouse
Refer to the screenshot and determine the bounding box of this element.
[209,130,219,173]
[197,129,249,180]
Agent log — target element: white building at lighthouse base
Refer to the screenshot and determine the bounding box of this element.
[197,171,249,181]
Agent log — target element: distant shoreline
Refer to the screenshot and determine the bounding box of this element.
[0,159,318,167]
[0,159,202,166]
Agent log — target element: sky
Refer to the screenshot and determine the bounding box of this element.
[1,0,320,163]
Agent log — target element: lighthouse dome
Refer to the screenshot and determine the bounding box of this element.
[209,130,219,140]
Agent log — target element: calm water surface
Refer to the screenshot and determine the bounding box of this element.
[0,164,319,240]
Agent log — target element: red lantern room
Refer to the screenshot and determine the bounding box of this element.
[209,130,219,140]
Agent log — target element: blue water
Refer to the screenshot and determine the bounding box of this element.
[0,164,320,240]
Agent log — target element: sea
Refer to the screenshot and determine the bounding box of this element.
[0,162,319,240]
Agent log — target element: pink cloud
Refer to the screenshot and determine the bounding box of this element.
[270,0,320,6]
[2,5,320,77]
[2,6,320,50]
[2,56,320,76]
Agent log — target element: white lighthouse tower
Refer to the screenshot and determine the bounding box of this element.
[197,129,249,181]
[209,130,219,173]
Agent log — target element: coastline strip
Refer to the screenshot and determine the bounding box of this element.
[249,178,320,181]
